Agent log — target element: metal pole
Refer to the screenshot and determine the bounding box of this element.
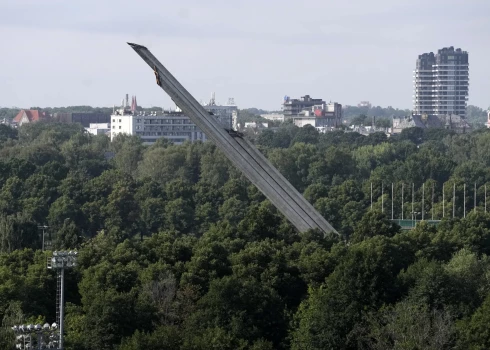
[38,225,48,252]
[486,184,487,213]
[464,183,466,218]
[443,183,445,218]
[382,182,384,213]
[60,267,65,350]
[370,182,373,210]
[402,183,404,220]
[412,183,414,222]
[453,183,455,219]
[432,183,434,221]
[474,182,477,213]
[422,183,425,221]
[391,183,394,220]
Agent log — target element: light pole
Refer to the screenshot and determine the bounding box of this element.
[37,225,49,252]
[47,251,78,350]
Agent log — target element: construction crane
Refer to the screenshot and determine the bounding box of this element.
[127,42,338,237]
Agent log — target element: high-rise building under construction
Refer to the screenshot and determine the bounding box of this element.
[413,46,469,118]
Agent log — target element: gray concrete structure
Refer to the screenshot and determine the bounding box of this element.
[128,42,338,236]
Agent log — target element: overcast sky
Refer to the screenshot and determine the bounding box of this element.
[1,0,489,111]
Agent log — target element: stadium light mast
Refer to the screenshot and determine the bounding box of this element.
[47,251,78,350]
[11,323,59,349]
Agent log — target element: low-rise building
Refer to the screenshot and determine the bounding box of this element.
[110,94,237,145]
[283,95,324,117]
[86,123,111,136]
[291,102,342,130]
[260,113,285,122]
[12,110,50,127]
[244,122,269,129]
[52,112,110,127]
[486,111,490,128]
[392,114,470,134]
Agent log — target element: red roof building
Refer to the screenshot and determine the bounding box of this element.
[13,110,50,126]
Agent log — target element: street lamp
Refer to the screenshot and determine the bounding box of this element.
[47,251,78,350]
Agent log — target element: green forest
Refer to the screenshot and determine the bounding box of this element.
[1,121,490,349]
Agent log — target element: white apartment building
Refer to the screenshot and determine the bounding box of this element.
[110,94,237,145]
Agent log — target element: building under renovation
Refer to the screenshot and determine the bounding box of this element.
[283,95,342,131]
[292,102,342,131]
[413,46,469,118]
[283,95,324,117]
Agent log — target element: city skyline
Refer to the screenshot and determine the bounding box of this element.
[1,0,489,111]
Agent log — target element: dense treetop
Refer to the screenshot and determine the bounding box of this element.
[0,120,490,349]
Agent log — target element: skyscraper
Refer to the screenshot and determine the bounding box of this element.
[413,47,469,118]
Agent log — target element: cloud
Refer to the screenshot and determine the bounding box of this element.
[0,0,489,110]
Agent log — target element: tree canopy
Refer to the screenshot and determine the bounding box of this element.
[0,119,488,349]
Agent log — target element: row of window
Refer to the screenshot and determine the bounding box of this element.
[136,118,195,125]
[136,131,197,137]
[135,125,198,131]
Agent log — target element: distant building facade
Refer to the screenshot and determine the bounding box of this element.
[291,102,342,130]
[283,95,324,117]
[392,114,470,134]
[486,111,490,128]
[52,112,110,127]
[110,94,237,145]
[12,110,50,126]
[357,101,372,108]
[413,46,469,118]
[244,122,269,129]
[86,123,111,136]
[260,113,285,122]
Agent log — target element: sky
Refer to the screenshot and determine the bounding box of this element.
[1,0,489,111]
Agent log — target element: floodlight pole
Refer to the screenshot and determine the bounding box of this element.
[401,183,404,220]
[59,267,65,350]
[48,251,77,350]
